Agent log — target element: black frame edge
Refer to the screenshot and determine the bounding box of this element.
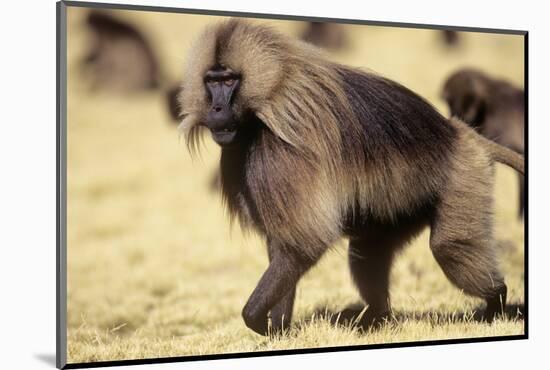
[57,1,68,369]
[63,335,527,369]
[523,32,529,338]
[62,0,527,35]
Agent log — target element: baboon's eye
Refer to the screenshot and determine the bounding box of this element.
[224,79,235,86]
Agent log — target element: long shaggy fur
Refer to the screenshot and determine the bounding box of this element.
[180,20,462,255]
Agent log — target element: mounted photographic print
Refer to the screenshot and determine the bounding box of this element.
[56,1,527,368]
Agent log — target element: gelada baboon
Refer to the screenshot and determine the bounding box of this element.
[178,20,524,335]
[440,30,460,47]
[301,22,347,50]
[82,10,160,91]
[442,68,525,217]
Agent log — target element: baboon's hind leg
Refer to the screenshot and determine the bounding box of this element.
[348,219,427,327]
[430,173,507,321]
[348,237,394,326]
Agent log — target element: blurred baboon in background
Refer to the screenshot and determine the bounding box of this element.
[82,10,161,92]
[301,22,347,50]
[441,30,460,47]
[84,11,188,125]
[442,68,525,217]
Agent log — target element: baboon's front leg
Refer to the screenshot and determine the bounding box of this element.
[242,245,322,335]
[269,288,296,333]
[267,242,296,333]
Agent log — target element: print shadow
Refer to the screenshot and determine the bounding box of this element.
[34,353,56,367]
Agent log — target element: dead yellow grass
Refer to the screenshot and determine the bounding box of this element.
[65,7,525,364]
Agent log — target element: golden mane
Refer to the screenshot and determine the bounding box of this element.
[179,19,358,167]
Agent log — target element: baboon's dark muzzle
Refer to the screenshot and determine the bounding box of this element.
[206,106,238,146]
[206,104,234,131]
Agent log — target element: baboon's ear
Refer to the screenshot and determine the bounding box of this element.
[166,85,183,122]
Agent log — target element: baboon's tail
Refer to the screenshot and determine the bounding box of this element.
[480,135,525,175]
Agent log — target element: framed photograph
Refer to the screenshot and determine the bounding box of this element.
[57,1,527,368]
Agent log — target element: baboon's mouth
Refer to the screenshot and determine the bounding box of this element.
[211,127,238,146]
[211,126,236,134]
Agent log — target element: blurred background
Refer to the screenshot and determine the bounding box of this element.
[66,6,525,364]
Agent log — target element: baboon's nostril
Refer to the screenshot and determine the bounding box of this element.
[213,106,222,113]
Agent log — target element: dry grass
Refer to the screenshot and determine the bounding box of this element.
[65,7,525,364]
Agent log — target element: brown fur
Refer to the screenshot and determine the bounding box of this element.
[442,68,525,216]
[179,20,524,335]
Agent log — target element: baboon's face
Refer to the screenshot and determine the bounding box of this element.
[180,21,290,150]
[203,65,244,146]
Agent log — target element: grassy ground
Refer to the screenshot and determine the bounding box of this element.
[65,7,525,364]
